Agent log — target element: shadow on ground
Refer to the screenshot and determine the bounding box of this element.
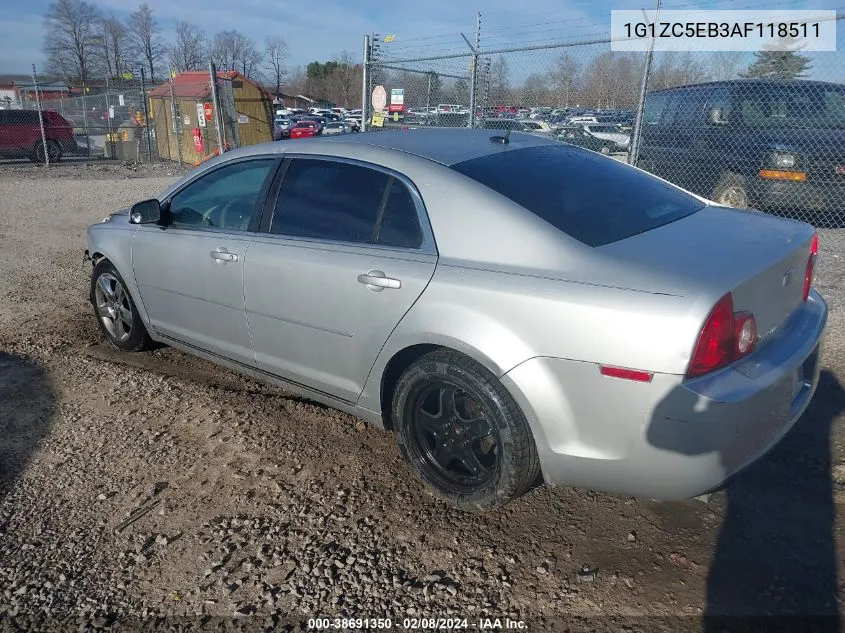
[649,369,843,631]
[0,353,57,502]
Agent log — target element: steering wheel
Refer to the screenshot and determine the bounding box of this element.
[219,197,254,230]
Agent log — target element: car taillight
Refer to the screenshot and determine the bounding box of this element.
[687,293,757,379]
[803,234,819,301]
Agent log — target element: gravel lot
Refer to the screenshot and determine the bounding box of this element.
[1,163,844,632]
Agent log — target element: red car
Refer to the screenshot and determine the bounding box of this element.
[0,109,76,162]
[289,120,319,139]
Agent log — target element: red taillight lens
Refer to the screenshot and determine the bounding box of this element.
[687,293,735,378]
[803,234,819,301]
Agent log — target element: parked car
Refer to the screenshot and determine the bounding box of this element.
[323,121,352,136]
[0,109,77,162]
[481,118,552,137]
[273,116,293,140]
[556,126,617,154]
[637,78,845,218]
[289,121,319,139]
[580,122,631,150]
[85,129,826,510]
[343,116,361,132]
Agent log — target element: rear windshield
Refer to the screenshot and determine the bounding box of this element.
[450,144,705,247]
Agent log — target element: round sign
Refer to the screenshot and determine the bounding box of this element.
[203,102,213,122]
[371,85,387,113]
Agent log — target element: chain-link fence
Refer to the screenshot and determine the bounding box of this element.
[0,64,274,168]
[362,15,845,229]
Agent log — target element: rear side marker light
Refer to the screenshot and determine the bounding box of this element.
[600,366,654,383]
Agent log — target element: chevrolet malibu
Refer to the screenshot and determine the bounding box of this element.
[85,129,827,510]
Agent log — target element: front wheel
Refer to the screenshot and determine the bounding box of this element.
[711,172,749,209]
[392,350,540,510]
[599,145,611,155]
[34,140,62,164]
[90,260,152,352]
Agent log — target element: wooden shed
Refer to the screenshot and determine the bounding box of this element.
[148,70,273,165]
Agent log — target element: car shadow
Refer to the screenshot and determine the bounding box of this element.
[647,370,843,631]
[0,353,57,503]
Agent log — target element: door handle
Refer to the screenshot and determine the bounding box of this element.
[358,270,401,291]
[210,247,238,263]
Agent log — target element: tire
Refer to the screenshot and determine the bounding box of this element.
[711,172,749,209]
[600,145,611,155]
[391,350,540,510]
[34,140,62,164]
[90,260,152,352]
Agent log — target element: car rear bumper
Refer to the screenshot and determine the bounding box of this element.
[501,291,828,499]
[750,177,845,213]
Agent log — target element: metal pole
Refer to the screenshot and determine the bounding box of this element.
[629,0,661,166]
[209,60,225,153]
[32,65,50,167]
[426,72,432,123]
[140,67,153,162]
[168,71,184,164]
[468,12,480,128]
[105,75,115,159]
[361,35,370,132]
[81,85,91,159]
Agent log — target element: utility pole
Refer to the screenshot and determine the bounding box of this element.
[629,0,661,166]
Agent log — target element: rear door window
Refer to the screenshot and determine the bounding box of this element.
[450,144,704,247]
[643,92,671,125]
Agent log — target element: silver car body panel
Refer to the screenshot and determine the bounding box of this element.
[86,129,828,500]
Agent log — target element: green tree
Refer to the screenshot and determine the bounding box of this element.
[743,38,812,80]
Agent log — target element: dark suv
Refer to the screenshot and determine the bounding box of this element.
[0,109,77,162]
[636,79,845,219]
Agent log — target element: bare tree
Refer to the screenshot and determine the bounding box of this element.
[710,51,745,81]
[212,30,262,78]
[43,0,101,83]
[169,21,206,72]
[93,16,129,79]
[328,51,357,107]
[127,4,164,81]
[548,53,581,107]
[489,56,511,105]
[264,35,289,95]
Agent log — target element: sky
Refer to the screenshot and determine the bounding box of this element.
[0,0,841,80]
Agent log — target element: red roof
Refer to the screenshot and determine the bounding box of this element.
[148,70,245,99]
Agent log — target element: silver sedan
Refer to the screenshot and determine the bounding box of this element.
[85,129,827,510]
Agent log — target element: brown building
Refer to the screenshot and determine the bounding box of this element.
[148,70,273,164]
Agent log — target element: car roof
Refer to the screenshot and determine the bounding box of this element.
[306,128,557,166]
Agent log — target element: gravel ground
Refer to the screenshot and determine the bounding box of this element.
[0,165,844,633]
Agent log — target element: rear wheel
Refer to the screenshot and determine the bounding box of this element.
[34,140,62,164]
[711,172,749,209]
[392,350,540,510]
[90,260,152,352]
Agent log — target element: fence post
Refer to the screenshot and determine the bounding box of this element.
[629,0,661,166]
[80,85,91,159]
[361,35,370,132]
[209,60,225,153]
[105,76,115,159]
[468,12,481,128]
[31,65,50,167]
[140,67,153,162]
[168,71,184,164]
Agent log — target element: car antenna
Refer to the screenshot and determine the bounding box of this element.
[490,128,511,145]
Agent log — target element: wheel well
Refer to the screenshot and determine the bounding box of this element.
[379,344,440,431]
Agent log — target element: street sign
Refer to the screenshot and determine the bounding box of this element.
[371,85,387,112]
[203,102,213,122]
[371,112,385,127]
[390,88,404,105]
[196,102,206,128]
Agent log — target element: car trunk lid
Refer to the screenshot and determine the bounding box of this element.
[597,205,817,343]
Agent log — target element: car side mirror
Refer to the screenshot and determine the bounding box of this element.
[129,199,161,224]
[708,107,727,125]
